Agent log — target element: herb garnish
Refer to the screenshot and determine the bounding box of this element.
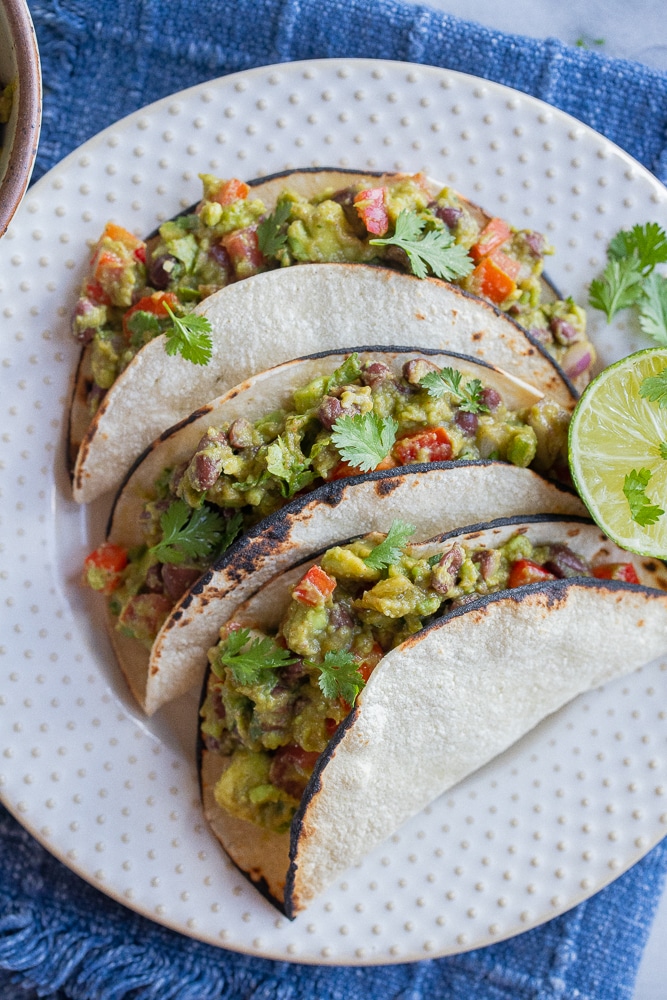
[589,223,667,342]
[309,650,367,705]
[150,500,241,564]
[639,369,667,409]
[215,627,297,686]
[420,366,490,413]
[369,210,474,280]
[331,412,399,472]
[163,302,214,365]
[364,519,416,570]
[622,468,665,527]
[257,201,291,256]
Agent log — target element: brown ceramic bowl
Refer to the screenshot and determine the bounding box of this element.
[0,0,41,237]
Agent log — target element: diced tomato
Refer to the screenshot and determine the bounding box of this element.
[117,593,172,644]
[269,744,321,799]
[325,717,340,737]
[84,280,111,307]
[292,565,337,606]
[100,222,144,252]
[121,291,180,338]
[353,187,389,236]
[508,559,557,589]
[221,227,265,278]
[469,216,512,262]
[209,177,250,206]
[328,454,398,480]
[470,255,517,305]
[83,542,128,594]
[358,641,384,682]
[393,426,453,465]
[487,248,521,281]
[592,563,640,584]
[134,245,147,264]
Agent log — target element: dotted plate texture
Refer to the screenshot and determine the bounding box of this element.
[1,58,667,966]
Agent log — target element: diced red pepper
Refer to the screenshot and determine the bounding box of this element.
[592,563,640,584]
[209,178,250,206]
[134,245,147,264]
[328,454,398,481]
[393,426,453,465]
[101,222,144,251]
[122,291,180,338]
[487,248,521,282]
[353,187,390,236]
[508,559,557,589]
[469,216,512,262]
[470,255,517,305]
[292,565,337,606]
[83,542,128,594]
[221,227,265,278]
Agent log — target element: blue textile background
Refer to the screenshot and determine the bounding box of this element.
[1,1,666,997]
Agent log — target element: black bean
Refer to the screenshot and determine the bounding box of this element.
[435,205,463,229]
[455,410,478,435]
[146,252,178,290]
[543,544,589,579]
[480,387,502,411]
[318,396,344,429]
[431,544,465,594]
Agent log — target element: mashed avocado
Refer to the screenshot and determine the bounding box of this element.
[99,353,570,647]
[200,526,637,832]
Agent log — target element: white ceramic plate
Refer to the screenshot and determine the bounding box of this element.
[1,58,667,966]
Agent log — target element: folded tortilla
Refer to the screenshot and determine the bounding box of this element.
[71,263,577,504]
[198,515,667,915]
[140,463,587,716]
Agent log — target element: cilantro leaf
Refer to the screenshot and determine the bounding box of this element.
[163,303,213,366]
[369,210,474,281]
[638,272,667,345]
[150,500,238,564]
[660,442,667,460]
[609,223,667,273]
[310,650,367,705]
[215,627,297,686]
[622,468,665,527]
[420,366,490,413]
[331,412,398,473]
[364,519,416,570]
[257,200,291,257]
[639,367,667,408]
[588,258,644,321]
[265,435,317,497]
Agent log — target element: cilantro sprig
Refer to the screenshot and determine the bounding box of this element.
[639,369,667,409]
[589,223,667,342]
[163,302,213,365]
[150,500,241,564]
[215,627,297,686]
[331,412,398,473]
[364,519,416,570]
[257,200,291,257]
[622,468,665,527]
[420,366,490,413]
[369,210,474,281]
[308,650,367,705]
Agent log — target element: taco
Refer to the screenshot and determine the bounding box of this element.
[90,351,576,714]
[198,514,667,916]
[68,167,588,503]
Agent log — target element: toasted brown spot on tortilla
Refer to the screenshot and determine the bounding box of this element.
[637,619,645,627]
[472,331,483,341]
[414,312,426,320]
[374,476,403,497]
[644,561,658,572]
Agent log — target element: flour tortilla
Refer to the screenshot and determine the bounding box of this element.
[198,515,667,914]
[139,464,587,716]
[68,166,567,492]
[106,347,547,712]
[71,264,576,504]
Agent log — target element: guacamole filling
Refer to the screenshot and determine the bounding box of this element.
[200,526,640,833]
[71,172,591,409]
[85,353,571,645]
[0,80,14,154]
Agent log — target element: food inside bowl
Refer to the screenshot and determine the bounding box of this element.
[0,79,14,150]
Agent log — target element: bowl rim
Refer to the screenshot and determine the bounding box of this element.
[0,0,42,237]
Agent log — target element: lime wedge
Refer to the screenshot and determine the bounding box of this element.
[568,347,667,557]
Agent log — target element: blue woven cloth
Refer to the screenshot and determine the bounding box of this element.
[2,1,666,997]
